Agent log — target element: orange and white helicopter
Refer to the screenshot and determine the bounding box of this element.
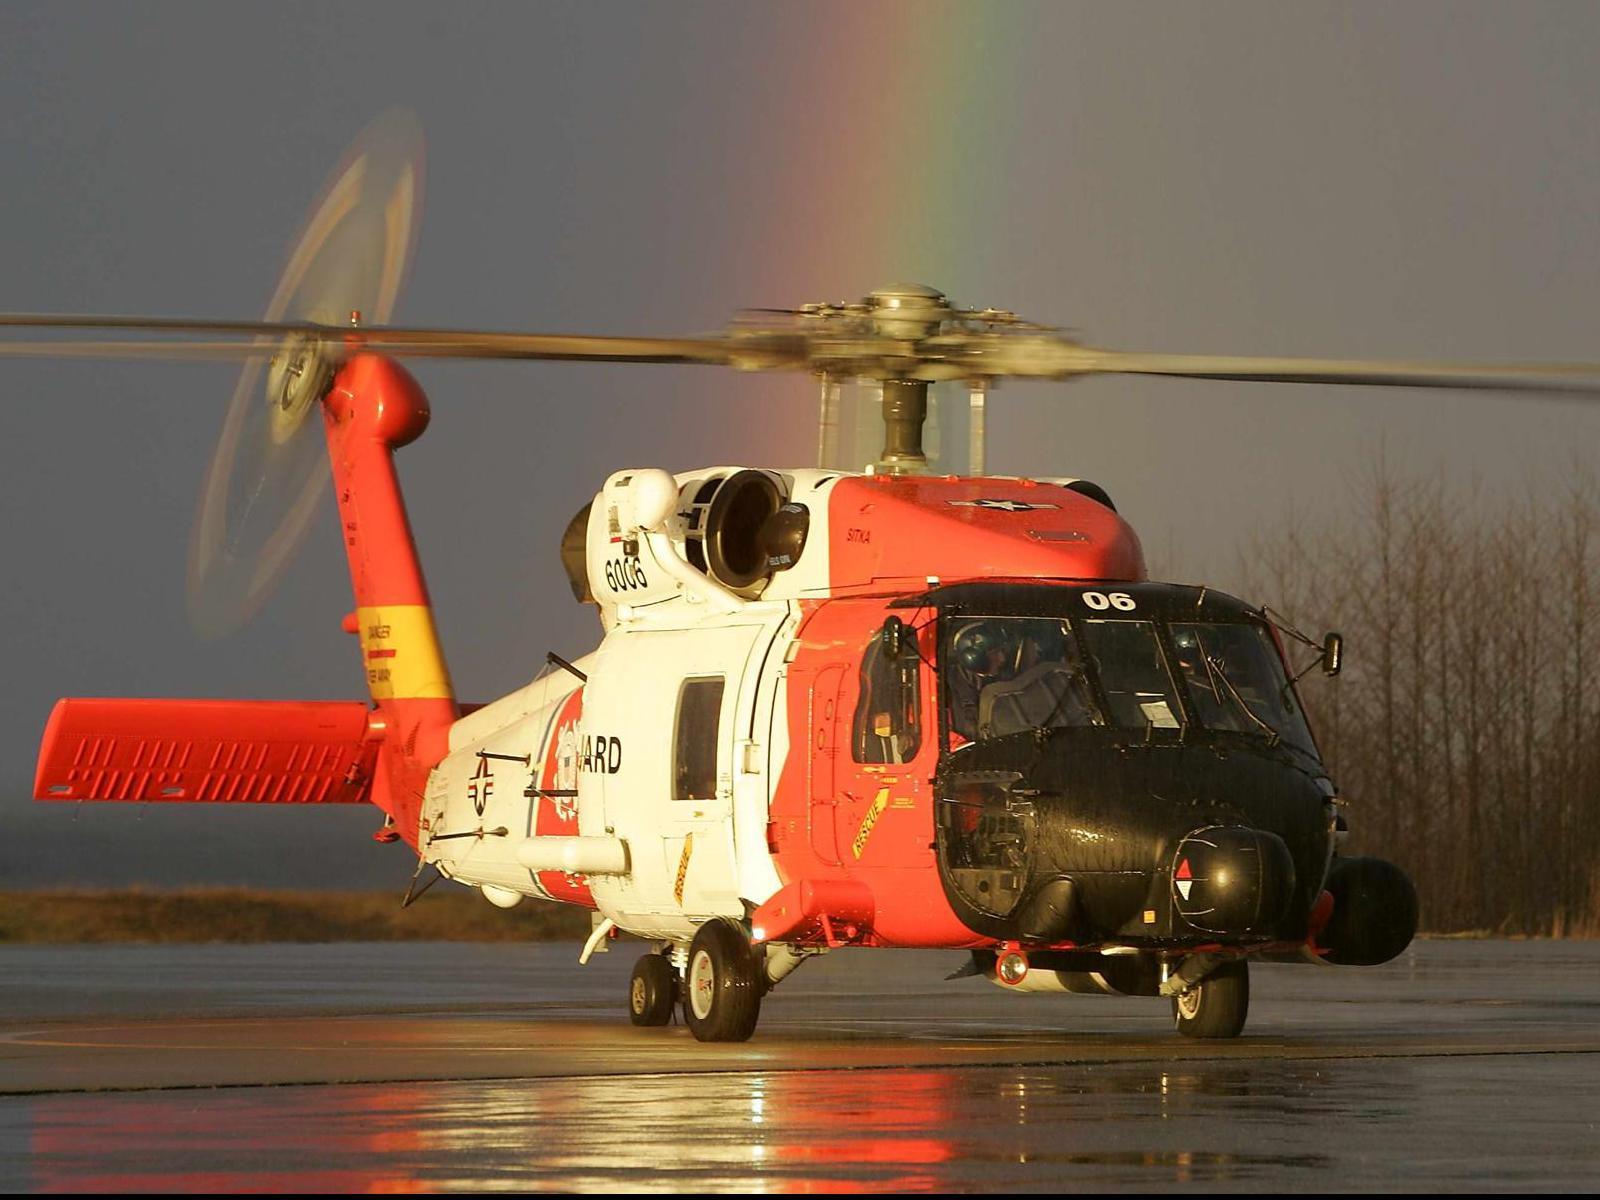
[16,113,1600,1041]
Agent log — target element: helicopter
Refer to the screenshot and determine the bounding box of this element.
[17,113,1600,1042]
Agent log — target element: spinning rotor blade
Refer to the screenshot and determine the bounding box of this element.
[0,338,265,361]
[10,302,1600,398]
[13,254,1600,536]
[991,342,1600,396]
[0,314,737,366]
[187,108,425,638]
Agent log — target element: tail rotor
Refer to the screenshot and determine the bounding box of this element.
[186,108,424,637]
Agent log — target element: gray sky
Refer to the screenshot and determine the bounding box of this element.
[5,2,1600,890]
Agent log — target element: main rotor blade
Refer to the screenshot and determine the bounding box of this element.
[362,331,736,365]
[8,312,1600,396]
[0,341,274,361]
[0,314,738,366]
[1011,342,1600,396]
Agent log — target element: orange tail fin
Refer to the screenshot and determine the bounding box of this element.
[35,698,377,805]
[322,353,459,843]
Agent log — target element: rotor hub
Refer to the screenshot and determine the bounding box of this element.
[867,283,951,340]
[265,334,334,445]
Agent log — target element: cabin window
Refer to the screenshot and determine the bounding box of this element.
[853,629,922,764]
[674,677,725,801]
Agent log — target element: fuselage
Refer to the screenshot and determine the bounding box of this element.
[424,467,1335,954]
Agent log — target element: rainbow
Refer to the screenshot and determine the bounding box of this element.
[719,8,1030,469]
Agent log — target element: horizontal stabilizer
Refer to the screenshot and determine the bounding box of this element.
[35,698,379,804]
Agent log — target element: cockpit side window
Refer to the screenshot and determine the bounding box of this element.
[853,629,921,764]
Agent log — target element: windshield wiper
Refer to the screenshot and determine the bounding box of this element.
[1033,668,1104,737]
[1199,647,1279,746]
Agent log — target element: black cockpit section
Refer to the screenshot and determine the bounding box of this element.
[911,581,1321,760]
[902,582,1335,946]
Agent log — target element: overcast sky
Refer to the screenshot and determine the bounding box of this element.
[5,2,1600,890]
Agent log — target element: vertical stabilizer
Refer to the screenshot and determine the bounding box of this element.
[322,353,458,842]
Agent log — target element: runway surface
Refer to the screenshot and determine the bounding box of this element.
[1,938,1597,1191]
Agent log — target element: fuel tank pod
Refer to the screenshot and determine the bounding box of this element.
[1171,825,1297,935]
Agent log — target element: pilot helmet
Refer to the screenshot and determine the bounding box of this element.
[953,620,1007,671]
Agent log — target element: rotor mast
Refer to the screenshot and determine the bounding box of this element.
[878,378,930,472]
[865,284,946,475]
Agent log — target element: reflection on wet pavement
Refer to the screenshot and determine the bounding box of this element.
[2,940,1598,1191]
[10,1052,1599,1192]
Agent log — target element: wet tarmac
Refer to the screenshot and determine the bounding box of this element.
[1,939,1597,1191]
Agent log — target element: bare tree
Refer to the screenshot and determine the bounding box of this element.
[1243,462,1600,936]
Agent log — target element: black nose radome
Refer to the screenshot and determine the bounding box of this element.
[1172,825,1297,935]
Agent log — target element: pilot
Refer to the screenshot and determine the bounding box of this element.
[950,619,1098,742]
[948,620,1026,742]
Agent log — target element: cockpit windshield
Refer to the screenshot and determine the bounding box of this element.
[1075,619,1183,731]
[1168,622,1316,755]
[940,602,1318,757]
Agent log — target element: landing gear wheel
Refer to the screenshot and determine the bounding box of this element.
[629,953,677,1027]
[1171,958,1249,1038]
[682,918,763,1043]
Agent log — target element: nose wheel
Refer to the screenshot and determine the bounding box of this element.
[628,953,678,1026]
[1171,958,1250,1038]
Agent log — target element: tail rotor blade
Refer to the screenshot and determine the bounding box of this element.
[188,108,425,639]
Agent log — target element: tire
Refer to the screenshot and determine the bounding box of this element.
[1171,958,1249,1038]
[628,953,677,1027]
[681,918,763,1042]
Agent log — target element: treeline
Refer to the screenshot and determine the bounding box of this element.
[1238,468,1600,936]
[0,889,592,943]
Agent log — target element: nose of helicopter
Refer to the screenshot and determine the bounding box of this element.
[936,730,1333,946]
[1170,824,1298,936]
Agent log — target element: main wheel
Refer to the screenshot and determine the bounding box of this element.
[1171,958,1249,1038]
[629,953,677,1027]
[681,918,763,1042]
